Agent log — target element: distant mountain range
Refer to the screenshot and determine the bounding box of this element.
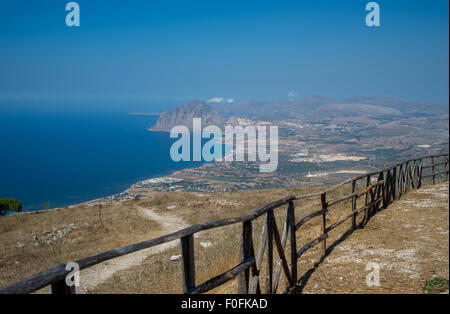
[311,102,402,119]
[150,95,448,131]
[208,95,449,120]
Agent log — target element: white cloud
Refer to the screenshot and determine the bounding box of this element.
[207,97,235,104]
[288,91,298,98]
[207,97,225,103]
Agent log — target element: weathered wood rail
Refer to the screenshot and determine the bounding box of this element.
[1,153,448,294]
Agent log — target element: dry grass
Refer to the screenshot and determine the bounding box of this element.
[0,202,161,290]
[89,185,359,294]
[295,182,449,294]
[1,180,447,294]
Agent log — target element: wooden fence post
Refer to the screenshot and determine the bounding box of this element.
[320,193,327,257]
[382,172,387,209]
[418,159,423,188]
[363,175,370,224]
[375,172,384,211]
[392,167,397,200]
[272,214,294,291]
[398,164,403,198]
[403,163,407,196]
[181,235,195,293]
[351,179,357,230]
[273,207,293,292]
[265,210,274,294]
[51,279,75,294]
[392,167,397,198]
[403,163,407,192]
[249,222,268,294]
[431,156,436,185]
[237,220,253,293]
[384,170,389,205]
[409,162,415,189]
[364,175,370,204]
[288,201,297,284]
[446,158,449,178]
[410,162,415,189]
[413,161,420,189]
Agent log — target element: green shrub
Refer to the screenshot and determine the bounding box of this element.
[0,198,22,216]
[423,277,449,294]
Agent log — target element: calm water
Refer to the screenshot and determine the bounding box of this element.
[0,100,205,211]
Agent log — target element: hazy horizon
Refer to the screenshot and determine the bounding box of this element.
[1,0,448,103]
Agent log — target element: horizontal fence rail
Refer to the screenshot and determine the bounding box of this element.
[1,153,448,294]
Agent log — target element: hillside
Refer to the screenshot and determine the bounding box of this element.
[208,95,448,120]
[0,181,448,294]
[309,102,403,119]
[150,99,227,132]
[294,182,449,294]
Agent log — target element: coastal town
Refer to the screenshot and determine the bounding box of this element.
[74,105,448,208]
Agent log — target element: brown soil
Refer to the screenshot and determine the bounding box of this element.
[291,182,449,294]
[1,182,447,294]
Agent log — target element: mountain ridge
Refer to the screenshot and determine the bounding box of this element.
[149,99,227,132]
[208,95,448,120]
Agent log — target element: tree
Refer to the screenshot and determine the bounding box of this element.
[0,198,22,216]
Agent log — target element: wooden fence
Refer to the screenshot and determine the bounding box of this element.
[1,153,448,294]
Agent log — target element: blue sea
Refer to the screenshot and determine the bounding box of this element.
[0,99,211,211]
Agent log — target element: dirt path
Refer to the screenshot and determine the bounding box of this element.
[77,206,187,294]
[295,182,449,294]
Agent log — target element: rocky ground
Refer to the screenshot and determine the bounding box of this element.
[292,182,449,294]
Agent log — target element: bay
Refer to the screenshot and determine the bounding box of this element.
[0,99,209,211]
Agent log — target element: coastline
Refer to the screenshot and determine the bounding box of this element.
[73,173,188,208]
[19,166,201,214]
[66,163,206,209]
[62,136,233,210]
[21,125,227,213]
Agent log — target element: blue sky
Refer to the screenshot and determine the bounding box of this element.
[0,0,448,103]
